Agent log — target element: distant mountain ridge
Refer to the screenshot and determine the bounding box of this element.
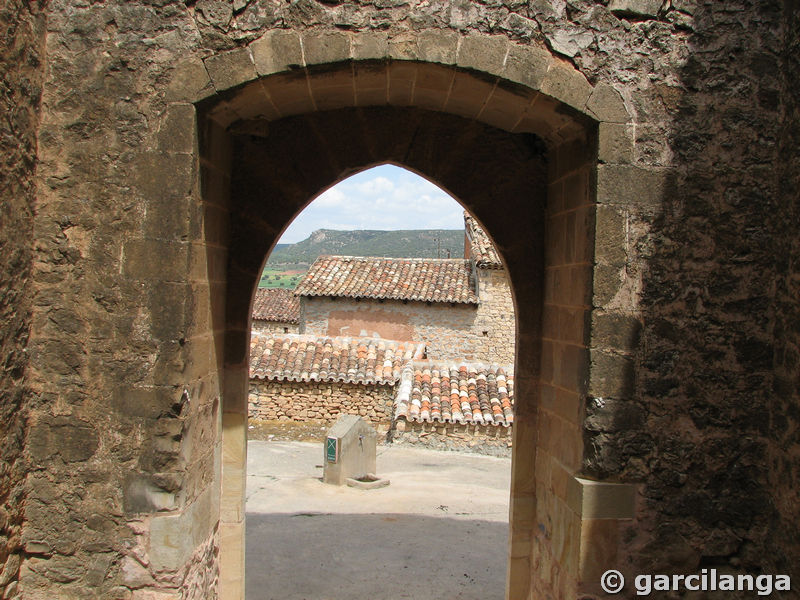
[268,229,464,264]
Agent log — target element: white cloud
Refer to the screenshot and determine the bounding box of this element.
[277,164,465,243]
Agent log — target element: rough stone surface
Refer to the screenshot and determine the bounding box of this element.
[1,2,798,599]
[0,1,46,596]
[248,381,395,425]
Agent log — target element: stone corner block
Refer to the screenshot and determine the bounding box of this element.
[204,47,257,93]
[588,349,634,399]
[250,30,304,76]
[158,104,197,154]
[567,476,637,519]
[388,32,420,61]
[302,30,351,66]
[456,33,509,75]
[166,57,215,103]
[503,42,551,91]
[540,60,593,113]
[596,164,671,211]
[598,122,634,164]
[416,29,459,65]
[351,30,389,61]
[586,83,631,123]
[608,0,663,18]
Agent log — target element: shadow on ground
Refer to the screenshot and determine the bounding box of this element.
[245,512,508,600]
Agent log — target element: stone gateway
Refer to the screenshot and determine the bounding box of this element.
[1,2,799,600]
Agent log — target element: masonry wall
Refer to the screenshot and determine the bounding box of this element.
[12,2,800,600]
[301,290,515,364]
[765,0,800,581]
[391,420,512,457]
[0,2,45,596]
[251,321,298,335]
[248,380,394,425]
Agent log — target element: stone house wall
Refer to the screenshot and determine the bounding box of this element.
[300,270,515,364]
[248,380,395,425]
[251,320,299,335]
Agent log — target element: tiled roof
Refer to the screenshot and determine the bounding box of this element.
[394,361,514,427]
[249,333,426,385]
[252,288,300,324]
[464,212,503,269]
[294,256,478,305]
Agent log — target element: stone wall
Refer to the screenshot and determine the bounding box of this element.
[251,320,298,336]
[7,2,800,599]
[765,0,800,582]
[390,420,512,457]
[0,1,45,597]
[301,284,515,364]
[248,380,395,425]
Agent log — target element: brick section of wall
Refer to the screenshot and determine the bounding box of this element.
[248,380,395,424]
[0,1,45,596]
[301,281,515,364]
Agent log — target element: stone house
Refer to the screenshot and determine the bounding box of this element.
[247,332,515,453]
[251,288,300,334]
[294,213,515,364]
[248,333,425,427]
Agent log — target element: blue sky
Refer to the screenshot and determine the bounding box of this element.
[277,164,465,244]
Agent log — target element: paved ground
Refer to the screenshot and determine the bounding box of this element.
[245,440,512,600]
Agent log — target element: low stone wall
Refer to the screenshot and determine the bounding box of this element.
[248,380,395,424]
[389,419,512,457]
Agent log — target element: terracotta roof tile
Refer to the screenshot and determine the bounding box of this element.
[252,288,300,324]
[464,212,503,269]
[294,256,478,305]
[249,333,426,385]
[394,361,514,427]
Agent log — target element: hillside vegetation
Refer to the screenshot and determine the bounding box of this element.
[268,229,464,264]
[260,229,464,289]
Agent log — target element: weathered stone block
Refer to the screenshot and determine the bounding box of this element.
[251,30,304,75]
[457,34,508,75]
[586,83,630,123]
[122,239,188,282]
[596,164,669,211]
[417,29,458,65]
[598,122,634,164]
[111,385,177,419]
[540,61,593,113]
[503,43,550,91]
[123,473,178,514]
[608,0,663,18]
[594,205,627,265]
[303,31,350,65]
[135,152,195,205]
[388,32,419,61]
[350,31,388,61]
[158,104,197,154]
[204,47,257,92]
[28,416,99,463]
[166,57,215,103]
[592,311,641,352]
[567,477,637,519]
[588,350,634,398]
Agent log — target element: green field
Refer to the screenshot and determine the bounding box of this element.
[258,266,307,289]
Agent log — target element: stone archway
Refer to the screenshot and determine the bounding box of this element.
[159,29,638,600]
